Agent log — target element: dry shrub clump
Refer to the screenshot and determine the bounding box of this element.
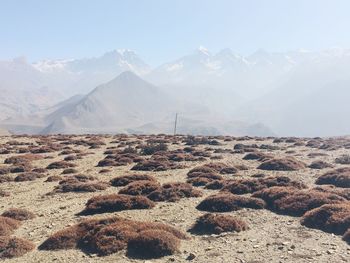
[221,176,306,195]
[0,216,21,236]
[2,208,35,221]
[49,175,109,194]
[0,236,35,259]
[45,175,64,182]
[308,160,333,169]
[301,202,350,235]
[80,194,155,215]
[110,174,157,187]
[335,154,350,165]
[196,193,265,212]
[253,187,346,216]
[312,185,350,200]
[0,175,13,183]
[131,160,182,171]
[39,216,186,258]
[127,229,179,259]
[14,172,45,182]
[147,182,203,202]
[140,142,168,155]
[186,164,230,187]
[315,167,350,188]
[258,157,306,171]
[4,154,42,165]
[119,181,161,196]
[243,152,272,161]
[188,163,239,176]
[62,168,79,174]
[189,213,248,234]
[47,161,77,170]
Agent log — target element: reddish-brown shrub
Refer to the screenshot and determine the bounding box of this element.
[45,175,64,182]
[64,155,78,161]
[39,217,122,251]
[80,194,155,215]
[131,160,181,171]
[196,193,265,212]
[187,171,223,180]
[50,181,109,194]
[308,160,333,169]
[301,203,350,235]
[0,175,13,183]
[258,157,306,171]
[4,154,42,165]
[127,230,179,259]
[110,174,157,187]
[99,169,111,174]
[187,177,212,186]
[335,155,350,165]
[252,186,296,207]
[2,208,35,221]
[312,186,350,200]
[221,176,306,195]
[189,213,248,234]
[39,216,186,258]
[47,161,77,169]
[243,152,272,161]
[62,168,78,174]
[9,164,32,173]
[188,163,238,176]
[0,167,9,175]
[315,168,350,188]
[0,216,21,236]
[97,159,117,167]
[147,182,202,202]
[253,186,347,216]
[274,190,345,216]
[14,172,45,182]
[119,181,161,196]
[0,236,35,258]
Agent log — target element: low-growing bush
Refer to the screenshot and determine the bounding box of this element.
[80,194,155,215]
[0,236,35,259]
[258,157,306,171]
[315,168,350,188]
[110,174,156,187]
[301,203,350,235]
[39,216,187,258]
[196,193,265,212]
[2,208,35,221]
[189,213,248,234]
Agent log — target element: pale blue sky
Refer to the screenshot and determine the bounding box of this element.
[1,0,350,65]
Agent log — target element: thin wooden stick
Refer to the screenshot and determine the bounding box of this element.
[174,113,178,136]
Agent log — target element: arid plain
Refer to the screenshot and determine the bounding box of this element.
[0,134,349,263]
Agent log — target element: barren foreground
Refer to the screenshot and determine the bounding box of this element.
[0,134,349,263]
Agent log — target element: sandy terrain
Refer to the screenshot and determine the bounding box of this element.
[0,134,349,263]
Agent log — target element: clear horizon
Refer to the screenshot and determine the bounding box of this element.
[1,0,350,65]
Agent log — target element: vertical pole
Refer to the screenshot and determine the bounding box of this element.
[174,113,178,136]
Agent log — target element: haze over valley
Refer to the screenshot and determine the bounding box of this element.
[1,47,350,136]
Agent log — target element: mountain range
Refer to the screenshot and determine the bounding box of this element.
[1,47,350,136]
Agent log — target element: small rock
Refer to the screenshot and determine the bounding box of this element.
[186,253,196,261]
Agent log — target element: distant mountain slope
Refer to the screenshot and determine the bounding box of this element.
[236,51,350,136]
[0,57,63,120]
[41,71,272,136]
[41,71,176,134]
[0,50,151,121]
